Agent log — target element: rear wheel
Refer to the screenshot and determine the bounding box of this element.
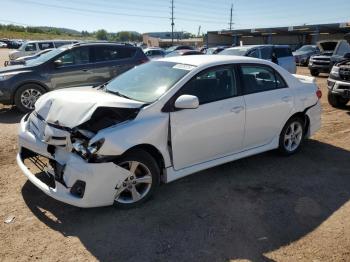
[279,117,305,155]
[14,84,45,113]
[114,149,160,208]
[310,69,319,76]
[327,92,349,108]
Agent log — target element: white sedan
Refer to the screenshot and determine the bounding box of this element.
[0,41,7,48]
[17,55,322,208]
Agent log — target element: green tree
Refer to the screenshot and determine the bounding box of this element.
[96,29,108,40]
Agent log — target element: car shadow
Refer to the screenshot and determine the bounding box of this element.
[0,106,24,123]
[21,140,350,262]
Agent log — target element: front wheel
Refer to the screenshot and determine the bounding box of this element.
[14,84,45,113]
[327,92,349,108]
[279,117,305,156]
[114,149,160,208]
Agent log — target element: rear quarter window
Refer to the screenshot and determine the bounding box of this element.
[94,46,136,62]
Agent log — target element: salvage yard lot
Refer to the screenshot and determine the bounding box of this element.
[0,47,349,262]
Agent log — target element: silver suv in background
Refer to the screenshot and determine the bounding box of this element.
[8,40,79,60]
[220,45,296,74]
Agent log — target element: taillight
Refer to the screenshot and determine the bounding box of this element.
[316,89,322,99]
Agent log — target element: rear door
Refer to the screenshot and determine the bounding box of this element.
[49,46,95,89]
[240,64,293,149]
[274,46,296,73]
[90,45,138,85]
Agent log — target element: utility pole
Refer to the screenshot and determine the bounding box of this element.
[229,3,234,30]
[171,0,174,45]
[197,25,201,37]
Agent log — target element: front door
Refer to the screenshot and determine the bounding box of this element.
[240,64,294,149]
[170,65,246,170]
[49,46,95,89]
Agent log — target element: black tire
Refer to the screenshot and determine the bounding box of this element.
[327,92,349,108]
[14,84,45,113]
[304,57,310,67]
[310,69,319,76]
[278,117,305,156]
[114,149,160,208]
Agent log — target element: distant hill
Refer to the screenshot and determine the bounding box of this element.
[35,26,81,35]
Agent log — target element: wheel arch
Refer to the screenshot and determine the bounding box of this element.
[284,111,310,136]
[122,144,166,179]
[12,81,49,103]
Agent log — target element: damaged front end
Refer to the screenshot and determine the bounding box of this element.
[17,105,141,208]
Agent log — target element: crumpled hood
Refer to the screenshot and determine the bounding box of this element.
[35,86,144,129]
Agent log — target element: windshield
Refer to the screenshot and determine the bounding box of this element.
[166,46,177,52]
[26,47,67,66]
[297,45,315,52]
[220,48,249,56]
[105,61,194,103]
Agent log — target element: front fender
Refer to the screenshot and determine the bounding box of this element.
[92,113,171,167]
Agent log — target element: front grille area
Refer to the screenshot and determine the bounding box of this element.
[339,67,350,81]
[312,57,330,66]
[337,85,350,90]
[21,147,68,188]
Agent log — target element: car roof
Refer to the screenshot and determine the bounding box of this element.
[160,54,265,67]
[71,42,138,48]
[24,40,75,43]
[226,45,290,51]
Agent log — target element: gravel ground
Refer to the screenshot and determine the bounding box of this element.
[0,48,350,262]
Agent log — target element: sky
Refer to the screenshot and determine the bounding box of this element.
[1,0,350,34]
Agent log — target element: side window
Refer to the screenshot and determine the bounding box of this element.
[54,42,70,48]
[180,67,237,104]
[241,65,287,94]
[56,47,90,66]
[260,47,273,59]
[94,46,136,62]
[38,42,54,50]
[25,43,37,52]
[118,47,136,59]
[247,49,260,58]
[275,47,292,58]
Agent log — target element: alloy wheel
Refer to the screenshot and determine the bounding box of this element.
[20,88,42,110]
[115,161,153,204]
[284,121,303,152]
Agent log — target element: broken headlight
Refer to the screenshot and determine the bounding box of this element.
[72,138,105,160]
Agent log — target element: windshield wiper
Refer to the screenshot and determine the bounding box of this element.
[105,89,133,100]
[95,81,109,89]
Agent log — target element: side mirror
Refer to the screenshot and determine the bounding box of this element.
[53,59,62,67]
[174,95,199,110]
[344,53,350,59]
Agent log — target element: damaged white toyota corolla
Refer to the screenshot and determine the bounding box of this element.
[17,55,322,208]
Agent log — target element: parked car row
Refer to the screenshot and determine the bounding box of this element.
[0,38,24,49]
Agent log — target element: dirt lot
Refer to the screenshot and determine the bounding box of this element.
[0,47,349,262]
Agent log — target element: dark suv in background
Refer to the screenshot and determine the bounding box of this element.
[308,40,350,76]
[0,42,148,112]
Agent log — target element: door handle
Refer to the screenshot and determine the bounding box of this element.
[281,96,292,102]
[231,106,244,113]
